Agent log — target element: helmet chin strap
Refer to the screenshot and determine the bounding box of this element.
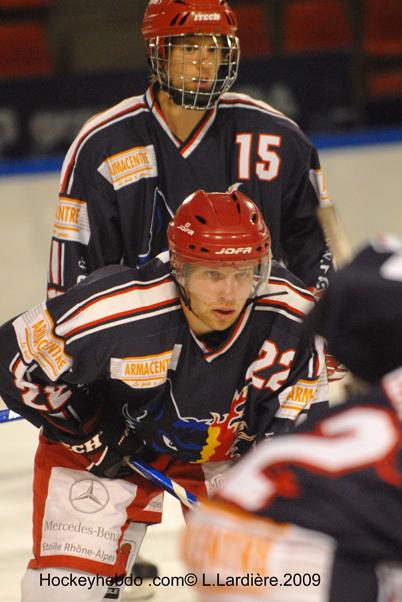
[170,272,192,311]
[171,271,220,327]
[166,83,219,111]
[159,75,218,111]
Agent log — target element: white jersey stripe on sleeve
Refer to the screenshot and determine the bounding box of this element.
[55,278,179,341]
[219,92,299,128]
[57,273,171,324]
[257,279,315,318]
[65,303,181,345]
[254,305,303,324]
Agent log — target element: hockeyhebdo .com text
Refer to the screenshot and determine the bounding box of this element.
[39,571,322,589]
[39,572,199,589]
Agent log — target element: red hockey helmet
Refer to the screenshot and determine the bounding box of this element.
[168,189,272,301]
[141,0,240,110]
[142,0,238,39]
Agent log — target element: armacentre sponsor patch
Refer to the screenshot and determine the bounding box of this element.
[110,350,173,389]
[276,379,319,420]
[98,145,158,190]
[13,303,72,381]
[53,196,90,244]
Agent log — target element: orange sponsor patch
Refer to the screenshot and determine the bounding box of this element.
[110,350,173,389]
[99,145,158,190]
[53,197,90,244]
[13,303,72,380]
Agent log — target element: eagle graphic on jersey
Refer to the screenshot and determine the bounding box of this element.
[122,383,249,463]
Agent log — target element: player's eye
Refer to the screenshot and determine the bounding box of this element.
[205,270,223,281]
[235,271,253,282]
[184,45,197,53]
[162,434,178,451]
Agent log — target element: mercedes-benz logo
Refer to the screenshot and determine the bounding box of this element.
[69,479,110,514]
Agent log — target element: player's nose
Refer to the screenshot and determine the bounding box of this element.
[197,47,216,71]
[217,276,237,300]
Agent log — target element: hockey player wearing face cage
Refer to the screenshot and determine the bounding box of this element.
[49,0,334,305]
[182,234,402,602]
[0,190,328,601]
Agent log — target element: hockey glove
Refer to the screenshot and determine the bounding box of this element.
[55,411,147,479]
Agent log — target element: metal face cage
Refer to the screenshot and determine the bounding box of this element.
[147,33,240,109]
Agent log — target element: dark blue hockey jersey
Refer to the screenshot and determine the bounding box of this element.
[214,367,402,564]
[1,255,327,463]
[48,85,332,297]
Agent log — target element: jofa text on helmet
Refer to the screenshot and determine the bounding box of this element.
[193,13,221,21]
[215,247,252,255]
[178,222,195,236]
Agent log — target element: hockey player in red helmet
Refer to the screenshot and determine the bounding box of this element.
[142,0,239,110]
[168,189,272,331]
[1,190,328,601]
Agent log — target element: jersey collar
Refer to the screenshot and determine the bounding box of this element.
[145,85,217,159]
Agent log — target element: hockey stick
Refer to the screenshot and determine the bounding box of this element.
[317,203,352,269]
[0,408,198,508]
[125,458,198,508]
[0,408,21,423]
[311,168,352,269]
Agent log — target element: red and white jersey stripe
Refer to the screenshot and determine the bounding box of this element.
[255,272,315,324]
[56,274,180,344]
[219,92,299,128]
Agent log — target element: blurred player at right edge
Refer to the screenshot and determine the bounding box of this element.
[182,234,402,602]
